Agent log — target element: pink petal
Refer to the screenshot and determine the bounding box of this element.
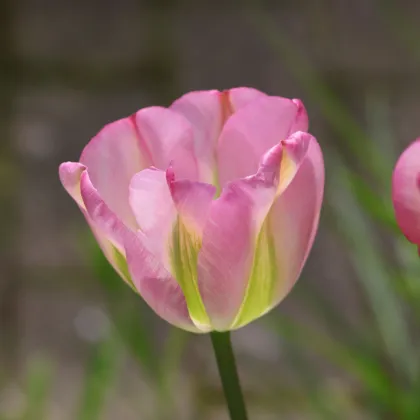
[166,168,217,331]
[276,131,312,194]
[59,162,87,207]
[197,158,279,331]
[392,138,420,245]
[80,118,146,230]
[217,96,308,187]
[170,88,267,183]
[129,166,216,330]
[133,106,198,181]
[170,90,222,183]
[128,166,216,272]
[228,87,268,110]
[291,99,309,132]
[129,168,177,269]
[198,132,321,330]
[80,108,198,230]
[59,162,131,283]
[80,170,131,253]
[267,134,324,309]
[166,166,216,235]
[123,229,199,332]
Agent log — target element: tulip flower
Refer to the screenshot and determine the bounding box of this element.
[59,88,324,333]
[392,138,420,251]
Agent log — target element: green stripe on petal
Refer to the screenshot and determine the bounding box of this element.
[231,218,278,329]
[171,218,211,331]
[112,246,138,293]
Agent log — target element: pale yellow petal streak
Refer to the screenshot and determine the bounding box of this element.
[231,147,297,329]
[170,219,211,331]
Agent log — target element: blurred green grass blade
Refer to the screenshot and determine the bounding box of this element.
[20,358,53,420]
[266,314,396,406]
[394,237,420,314]
[76,331,121,420]
[357,86,399,232]
[294,279,376,350]
[327,153,417,381]
[364,87,396,163]
[347,171,397,232]
[155,329,189,420]
[281,339,349,420]
[159,328,188,392]
[115,306,159,375]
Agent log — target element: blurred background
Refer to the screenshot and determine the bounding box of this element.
[1,0,420,419]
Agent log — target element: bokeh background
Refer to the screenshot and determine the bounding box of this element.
[1,1,420,419]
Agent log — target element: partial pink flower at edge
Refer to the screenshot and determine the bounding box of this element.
[392,138,420,249]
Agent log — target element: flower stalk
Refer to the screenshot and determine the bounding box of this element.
[210,331,248,420]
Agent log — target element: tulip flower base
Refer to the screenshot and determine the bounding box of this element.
[210,331,248,420]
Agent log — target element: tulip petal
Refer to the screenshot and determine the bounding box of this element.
[197,174,276,331]
[291,99,309,133]
[123,229,199,332]
[129,166,217,330]
[170,90,222,183]
[133,106,198,181]
[80,118,146,230]
[167,168,216,330]
[59,162,134,286]
[80,170,130,254]
[228,87,268,110]
[270,137,324,303]
[217,96,309,186]
[255,131,312,195]
[129,168,177,269]
[170,88,267,184]
[392,138,420,246]
[80,108,198,231]
[233,134,324,328]
[59,161,87,207]
[198,132,319,330]
[166,166,217,235]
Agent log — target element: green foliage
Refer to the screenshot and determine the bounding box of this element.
[19,358,53,420]
[76,333,121,420]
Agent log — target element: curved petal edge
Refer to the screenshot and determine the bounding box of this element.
[392,138,420,246]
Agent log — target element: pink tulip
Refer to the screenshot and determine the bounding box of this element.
[392,138,420,251]
[59,88,324,332]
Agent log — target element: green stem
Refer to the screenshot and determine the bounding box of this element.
[210,331,248,420]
